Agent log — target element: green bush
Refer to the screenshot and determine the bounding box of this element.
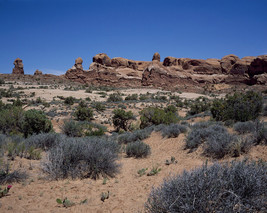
[0,106,24,135]
[107,93,123,102]
[125,94,138,101]
[187,96,211,115]
[22,109,53,137]
[140,107,179,129]
[64,96,75,105]
[112,109,135,131]
[62,120,107,137]
[126,140,151,158]
[92,102,106,112]
[211,91,263,122]
[75,107,93,121]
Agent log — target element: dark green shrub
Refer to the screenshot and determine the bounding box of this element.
[22,109,53,137]
[112,109,135,131]
[0,106,24,135]
[61,120,82,137]
[42,137,120,179]
[211,91,263,122]
[125,94,138,101]
[145,159,267,213]
[75,107,93,121]
[92,102,106,112]
[140,107,179,129]
[126,140,151,158]
[187,96,211,115]
[107,93,123,102]
[64,96,75,105]
[61,120,107,137]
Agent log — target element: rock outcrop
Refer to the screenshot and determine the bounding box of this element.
[152,52,160,62]
[75,57,83,70]
[12,58,24,75]
[248,55,267,77]
[64,53,267,89]
[34,70,43,75]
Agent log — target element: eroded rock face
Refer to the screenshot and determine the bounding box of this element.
[65,53,267,89]
[152,52,160,62]
[93,53,111,66]
[75,57,83,70]
[34,70,43,75]
[248,55,267,77]
[12,58,24,74]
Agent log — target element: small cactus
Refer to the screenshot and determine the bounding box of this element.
[0,185,12,198]
[101,191,109,202]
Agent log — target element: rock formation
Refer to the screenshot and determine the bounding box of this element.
[12,58,24,74]
[75,57,83,70]
[152,52,160,62]
[64,53,267,89]
[34,70,43,75]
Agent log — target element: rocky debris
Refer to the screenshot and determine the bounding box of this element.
[152,52,160,62]
[12,58,24,75]
[248,55,267,77]
[75,57,83,70]
[93,53,111,66]
[34,70,43,75]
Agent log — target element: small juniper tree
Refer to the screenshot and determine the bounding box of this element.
[112,109,135,131]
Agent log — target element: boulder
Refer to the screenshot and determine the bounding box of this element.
[34,70,43,75]
[182,59,222,74]
[93,53,111,66]
[152,52,160,62]
[248,55,267,77]
[12,58,24,74]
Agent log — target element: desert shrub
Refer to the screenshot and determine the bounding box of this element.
[126,140,151,158]
[187,96,211,115]
[61,120,82,137]
[233,121,256,134]
[64,96,75,105]
[92,102,106,112]
[61,120,107,137]
[0,106,24,135]
[75,106,93,121]
[0,162,28,184]
[107,93,123,102]
[112,109,135,131]
[186,123,227,150]
[22,109,53,137]
[0,79,5,85]
[145,159,267,213]
[25,133,63,151]
[164,105,177,113]
[118,127,153,144]
[140,107,179,129]
[125,94,138,101]
[42,137,120,180]
[139,94,149,101]
[211,91,263,122]
[203,130,234,159]
[161,123,187,138]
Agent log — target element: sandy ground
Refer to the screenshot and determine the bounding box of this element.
[1,132,266,213]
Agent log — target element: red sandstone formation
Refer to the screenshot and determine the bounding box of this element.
[62,53,267,88]
[12,58,24,75]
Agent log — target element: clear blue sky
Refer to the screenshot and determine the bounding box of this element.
[0,0,266,75]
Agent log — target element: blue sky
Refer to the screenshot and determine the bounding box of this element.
[0,0,266,75]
